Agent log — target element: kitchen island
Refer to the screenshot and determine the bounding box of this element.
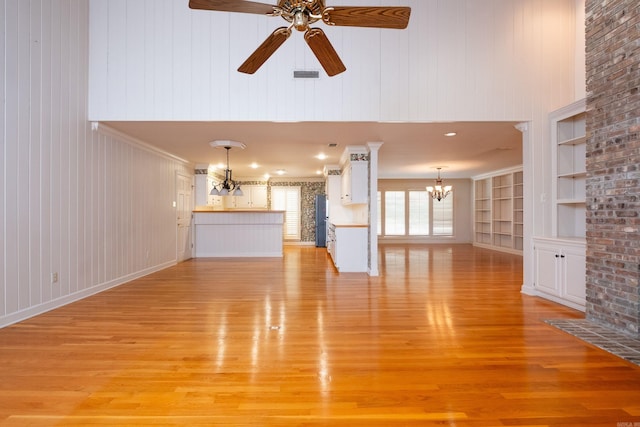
[193,210,284,257]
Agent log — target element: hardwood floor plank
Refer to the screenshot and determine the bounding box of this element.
[0,244,639,426]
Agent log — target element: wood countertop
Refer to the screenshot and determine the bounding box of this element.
[193,210,285,213]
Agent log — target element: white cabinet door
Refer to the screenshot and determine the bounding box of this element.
[340,165,352,203]
[533,241,561,297]
[340,161,368,205]
[232,191,251,209]
[250,185,268,209]
[333,226,368,272]
[533,237,586,311]
[226,185,268,209]
[560,244,586,306]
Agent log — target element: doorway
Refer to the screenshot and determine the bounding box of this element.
[176,172,193,262]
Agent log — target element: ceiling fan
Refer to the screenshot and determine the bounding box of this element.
[188,0,411,76]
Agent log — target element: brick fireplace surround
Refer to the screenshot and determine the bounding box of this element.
[585,0,640,338]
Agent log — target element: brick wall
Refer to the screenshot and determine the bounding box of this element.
[585,0,640,337]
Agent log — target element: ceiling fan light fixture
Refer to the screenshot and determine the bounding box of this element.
[292,10,308,31]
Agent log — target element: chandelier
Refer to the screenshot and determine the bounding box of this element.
[209,141,245,196]
[426,167,452,201]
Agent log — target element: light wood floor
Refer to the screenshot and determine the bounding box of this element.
[1,244,639,426]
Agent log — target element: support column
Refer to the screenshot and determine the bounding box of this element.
[367,142,383,277]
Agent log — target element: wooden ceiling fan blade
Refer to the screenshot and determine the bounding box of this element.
[304,28,346,77]
[238,27,291,74]
[323,6,411,29]
[189,0,276,15]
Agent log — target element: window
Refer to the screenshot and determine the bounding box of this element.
[409,191,429,235]
[384,191,405,235]
[271,186,301,240]
[378,189,454,238]
[433,193,453,235]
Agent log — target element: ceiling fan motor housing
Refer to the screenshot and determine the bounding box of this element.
[279,0,324,17]
[281,0,324,29]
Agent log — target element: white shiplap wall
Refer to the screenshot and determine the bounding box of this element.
[1,0,193,327]
[88,0,581,123]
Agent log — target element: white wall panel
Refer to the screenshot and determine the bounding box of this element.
[1,0,193,327]
[106,0,127,118]
[125,0,146,119]
[87,0,580,123]
[4,0,20,315]
[0,0,6,316]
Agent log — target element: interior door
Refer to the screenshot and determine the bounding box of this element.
[176,173,193,262]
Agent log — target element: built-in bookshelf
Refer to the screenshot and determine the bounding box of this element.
[492,174,513,249]
[531,99,586,311]
[473,167,523,255]
[513,171,524,251]
[474,178,492,245]
[552,98,586,239]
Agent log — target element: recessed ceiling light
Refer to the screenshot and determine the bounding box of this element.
[316,153,328,160]
[316,170,322,175]
[276,169,286,175]
[250,162,259,169]
[444,132,457,137]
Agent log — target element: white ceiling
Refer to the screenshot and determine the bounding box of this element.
[104,120,523,180]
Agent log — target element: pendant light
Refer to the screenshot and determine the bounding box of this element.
[209,140,245,196]
[426,167,452,201]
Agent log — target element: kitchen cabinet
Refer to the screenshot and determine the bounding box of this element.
[324,170,351,225]
[327,223,368,272]
[533,237,585,311]
[340,161,368,205]
[225,185,268,209]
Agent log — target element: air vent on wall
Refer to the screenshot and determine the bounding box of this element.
[293,70,320,79]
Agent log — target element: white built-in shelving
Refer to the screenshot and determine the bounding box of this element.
[552,98,587,239]
[474,179,492,245]
[473,167,523,255]
[532,98,587,311]
[513,171,524,251]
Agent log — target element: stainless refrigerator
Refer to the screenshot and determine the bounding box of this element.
[315,194,327,247]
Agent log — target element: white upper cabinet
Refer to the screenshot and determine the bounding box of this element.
[225,185,268,210]
[340,161,368,205]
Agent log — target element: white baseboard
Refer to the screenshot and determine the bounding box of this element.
[0,261,176,329]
